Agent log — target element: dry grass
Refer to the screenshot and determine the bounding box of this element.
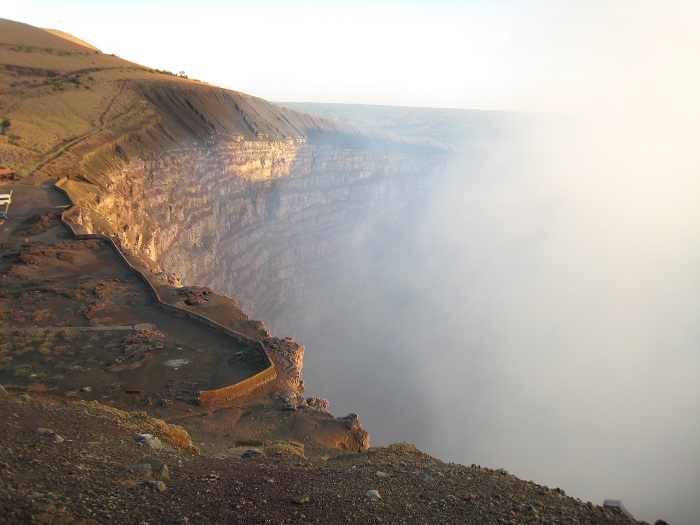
[81,400,201,453]
[262,441,307,458]
[0,20,174,177]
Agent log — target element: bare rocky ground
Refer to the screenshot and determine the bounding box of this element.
[0,393,643,525]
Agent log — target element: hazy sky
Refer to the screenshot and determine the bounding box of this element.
[4,0,700,115]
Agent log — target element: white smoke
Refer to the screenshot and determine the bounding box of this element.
[298,112,700,524]
[415,114,700,523]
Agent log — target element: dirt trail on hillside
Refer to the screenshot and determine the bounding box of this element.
[0,176,263,409]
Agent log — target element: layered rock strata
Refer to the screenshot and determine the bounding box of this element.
[82,138,444,328]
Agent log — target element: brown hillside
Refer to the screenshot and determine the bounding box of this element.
[1,18,422,181]
[42,27,102,52]
[0,18,103,53]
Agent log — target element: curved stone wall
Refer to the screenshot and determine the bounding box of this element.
[54,177,278,405]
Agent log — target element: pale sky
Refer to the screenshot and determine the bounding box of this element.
[3,1,699,114]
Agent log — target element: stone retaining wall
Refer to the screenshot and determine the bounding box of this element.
[54,178,277,405]
[198,359,277,405]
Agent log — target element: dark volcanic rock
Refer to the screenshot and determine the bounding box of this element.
[129,457,170,479]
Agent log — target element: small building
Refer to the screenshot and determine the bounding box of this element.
[0,169,16,181]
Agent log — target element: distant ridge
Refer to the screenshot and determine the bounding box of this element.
[277,101,566,148]
[0,18,98,52]
[42,28,101,52]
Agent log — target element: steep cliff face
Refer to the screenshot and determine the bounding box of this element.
[86,138,445,328]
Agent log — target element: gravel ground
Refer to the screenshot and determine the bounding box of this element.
[0,393,646,525]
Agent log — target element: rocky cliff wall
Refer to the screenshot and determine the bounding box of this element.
[84,139,446,329]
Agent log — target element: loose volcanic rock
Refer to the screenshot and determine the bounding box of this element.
[366,489,382,500]
[134,433,164,450]
[129,457,170,479]
[0,397,644,525]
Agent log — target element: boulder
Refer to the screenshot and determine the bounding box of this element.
[366,490,381,500]
[336,413,370,451]
[134,433,164,450]
[129,457,169,479]
[306,397,331,411]
[241,448,263,459]
[138,480,167,493]
[37,428,65,443]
